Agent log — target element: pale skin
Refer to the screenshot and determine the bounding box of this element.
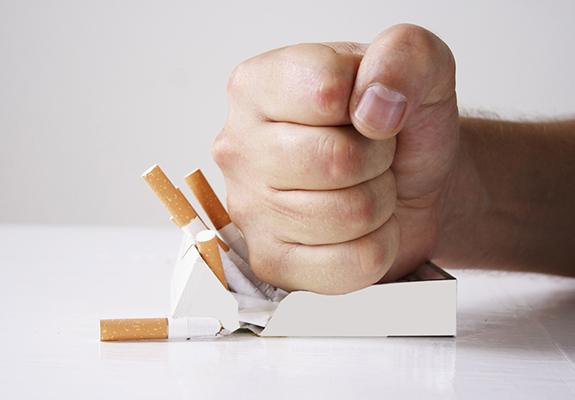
[213,23,575,294]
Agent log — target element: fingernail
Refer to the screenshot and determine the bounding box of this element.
[354,83,407,133]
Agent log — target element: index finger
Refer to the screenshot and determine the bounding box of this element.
[227,42,366,126]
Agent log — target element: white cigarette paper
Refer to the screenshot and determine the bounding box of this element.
[218,221,249,262]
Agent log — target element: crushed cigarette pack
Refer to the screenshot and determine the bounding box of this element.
[171,233,457,337]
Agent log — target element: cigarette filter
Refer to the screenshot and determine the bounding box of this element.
[142,164,197,227]
[100,317,223,341]
[195,230,228,289]
[185,169,231,230]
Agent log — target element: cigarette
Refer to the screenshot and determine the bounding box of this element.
[99,317,223,341]
[195,230,228,289]
[184,169,231,231]
[142,164,214,236]
[185,169,283,299]
[184,169,249,260]
[142,165,197,228]
[142,164,266,299]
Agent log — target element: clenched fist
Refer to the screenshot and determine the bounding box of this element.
[213,24,459,294]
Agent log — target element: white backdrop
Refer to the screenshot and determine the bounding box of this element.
[1,0,574,226]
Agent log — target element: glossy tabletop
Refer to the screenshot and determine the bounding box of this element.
[0,225,574,399]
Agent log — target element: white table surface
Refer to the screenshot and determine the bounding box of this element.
[0,225,574,399]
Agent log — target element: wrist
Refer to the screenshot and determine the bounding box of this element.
[432,117,485,267]
[432,116,575,275]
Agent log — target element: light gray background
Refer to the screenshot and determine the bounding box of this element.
[1,0,574,226]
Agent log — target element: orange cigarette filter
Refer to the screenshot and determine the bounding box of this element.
[100,318,168,341]
[185,169,231,230]
[196,230,228,289]
[142,165,197,227]
[216,237,229,252]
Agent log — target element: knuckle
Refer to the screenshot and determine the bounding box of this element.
[285,44,350,116]
[355,232,391,282]
[386,23,439,56]
[211,129,236,169]
[316,133,364,183]
[226,60,251,97]
[342,184,379,231]
[225,193,248,227]
[381,24,455,98]
[312,67,349,116]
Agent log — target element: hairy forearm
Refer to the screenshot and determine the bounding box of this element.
[433,117,575,275]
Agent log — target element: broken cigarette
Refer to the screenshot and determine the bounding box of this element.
[185,169,248,259]
[185,169,283,299]
[142,164,266,299]
[99,317,223,341]
[142,164,204,234]
[195,230,228,289]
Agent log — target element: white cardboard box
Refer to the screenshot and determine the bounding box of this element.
[171,235,456,337]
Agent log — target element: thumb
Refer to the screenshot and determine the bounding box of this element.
[350,24,456,140]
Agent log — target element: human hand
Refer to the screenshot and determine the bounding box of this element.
[213,24,459,294]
